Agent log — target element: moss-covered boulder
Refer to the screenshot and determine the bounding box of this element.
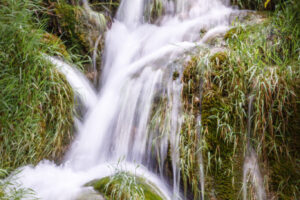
[54,2,106,54]
[85,172,165,200]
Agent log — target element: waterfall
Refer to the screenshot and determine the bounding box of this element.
[242,96,267,200]
[8,0,237,199]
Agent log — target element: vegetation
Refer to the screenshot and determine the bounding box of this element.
[231,0,283,10]
[87,168,164,200]
[42,0,118,72]
[0,169,38,200]
[179,0,299,199]
[0,0,74,170]
[0,0,298,199]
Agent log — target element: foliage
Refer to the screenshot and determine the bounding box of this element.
[179,0,299,199]
[0,0,74,170]
[87,167,164,200]
[41,0,114,70]
[0,169,39,200]
[231,0,284,10]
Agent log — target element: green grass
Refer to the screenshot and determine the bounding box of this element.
[231,0,284,10]
[178,0,299,199]
[41,0,115,71]
[0,169,39,200]
[0,0,74,170]
[86,168,164,200]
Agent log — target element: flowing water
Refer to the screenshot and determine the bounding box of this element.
[242,96,266,200]
[5,0,263,199]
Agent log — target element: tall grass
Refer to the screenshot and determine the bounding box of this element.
[88,164,164,200]
[231,0,284,10]
[179,0,299,199]
[0,0,74,170]
[0,169,39,200]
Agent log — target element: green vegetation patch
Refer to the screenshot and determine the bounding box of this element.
[86,172,164,200]
[179,0,299,199]
[0,0,74,170]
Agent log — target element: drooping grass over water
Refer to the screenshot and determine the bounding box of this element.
[179,0,299,199]
[0,0,74,170]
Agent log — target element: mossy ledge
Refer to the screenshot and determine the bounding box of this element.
[85,172,165,200]
[178,1,299,198]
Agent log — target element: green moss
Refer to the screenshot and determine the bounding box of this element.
[210,51,228,67]
[224,27,241,40]
[86,173,164,200]
[54,3,87,54]
[172,70,179,80]
[51,1,107,71]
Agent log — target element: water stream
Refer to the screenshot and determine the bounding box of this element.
[242,96,266,200]
[6,0,258,199]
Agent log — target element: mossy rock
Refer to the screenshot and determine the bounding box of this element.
[42,32,70,59]
[85,173,165,200]
[54,2,106,54]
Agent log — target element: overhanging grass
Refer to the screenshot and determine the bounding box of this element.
[0,0,74,170]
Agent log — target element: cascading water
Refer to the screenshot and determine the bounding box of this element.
[242,96,266,200]
[6,0,242,199]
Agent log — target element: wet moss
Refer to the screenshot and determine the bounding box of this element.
[86,173,164,200]
[210,51,228,67]
[54,3,87,54]
[150,0,164,23]
[180,5,299,197]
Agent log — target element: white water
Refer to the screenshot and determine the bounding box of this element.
[8,0,239,199]
[242,96,266,200]
[243,148,267,200]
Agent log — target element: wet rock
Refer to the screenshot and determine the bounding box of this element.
[54,2,107,53]
[85,173,165,200]
[86,71,98,81]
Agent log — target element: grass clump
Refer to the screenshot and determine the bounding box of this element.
[231,0,284,10]
[0,169,38,200]
[0,0,74,170]
[87,171,164,200]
